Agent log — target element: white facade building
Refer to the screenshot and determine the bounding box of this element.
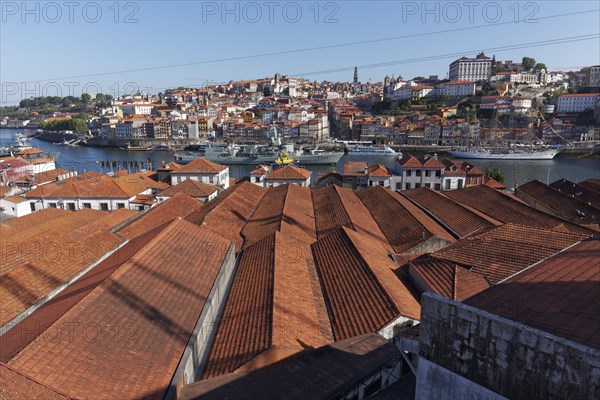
[449,52,492,82]
[557,93,600,113]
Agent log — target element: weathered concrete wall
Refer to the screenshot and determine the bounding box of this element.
[416,358,507,400]
[417,293,600,400]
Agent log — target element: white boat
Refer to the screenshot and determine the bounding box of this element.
[448,147,561,160]
[347,145,400,157]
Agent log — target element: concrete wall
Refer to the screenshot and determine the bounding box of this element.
[167,244,237,399]
[416,293,600,400]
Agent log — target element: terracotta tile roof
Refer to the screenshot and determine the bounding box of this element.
[483,175,505,189]
[265,165,312,181]
[280,184,317,245]
[402,188,501,238]
[113,171,169,197]
[24,171,162,200]
[311,185,353,238]
[578,178,600,193]
[0,208,68,239]
[0,185,11,197]
[409,256,490,301]
[182,334,400,400]
[465,238,600,350]
[444,185,593,235]
[1,224,165,363]
[0,209,132,326]
[15,148,44,155]
[2,195,28,203]
[202,234,275,378]
[398,154,422,168]
[312,227,419,341]
[25,168,71,184]
[28,157,54,165]
[158,179,219,198]
[187,181,267,249]
[272,232,332,348]
[241,185,288,247]
[116,193,203,239]
[0,363,72,400]
[356,186,455,253]
[343,161,367,176]
[431,224,589,284]
[249,165,269,175]
[516,180,600,229]
[8,219,232,399]
[550,178,600,208]
[172,157,227,174]
[368,163,391,177]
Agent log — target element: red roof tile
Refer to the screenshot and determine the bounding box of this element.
[172,157,227,174]
[116,193,203,239]
[356,186,455,253]
[431,224,590,284]
[158,179,219,198]
[0,363,72,400]
[402,188,501,238]
[516,180,600,229]
[466,238,600,349]
[409,256,490,301]
[0,209,132,326]
[265,165,312,181]
[444,185,593,235]
[8,219,232,399]
[187,181,267,249]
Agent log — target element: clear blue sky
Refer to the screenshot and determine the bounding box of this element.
[1,1,599,104]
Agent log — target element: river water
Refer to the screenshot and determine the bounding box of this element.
[2,129,598,189]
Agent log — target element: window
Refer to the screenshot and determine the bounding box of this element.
[117,203,125,209]
[425,170,430,177]
[48,203,57,208]
[405,183,411,190]
[458,179,464,189]
[83,203,91,209]
[434,183,441,190]
[396,182,402,190]
[30,203,36,212]
[254,177,260,183]
[436,170,442,177]
[406,170,412,177]
[445,180,451,190]
[415,183,421,188]
[416,170,421,176]
[100,203,109,211]
[67,203,76,211]
[425,183,431,188]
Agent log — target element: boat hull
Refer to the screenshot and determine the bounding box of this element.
[447,149,560,160]
[174,152,344,165]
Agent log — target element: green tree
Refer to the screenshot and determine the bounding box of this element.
[485,166,505,184]
[81,93,92,104]
[522,57,536,71]
[534,63,547,71]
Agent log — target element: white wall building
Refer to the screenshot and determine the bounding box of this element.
[557,93,600,113]
[449,52,492,82]
[170,158,230,188]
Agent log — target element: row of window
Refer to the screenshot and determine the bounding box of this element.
[46,202,126,210]
[405,169,442,177]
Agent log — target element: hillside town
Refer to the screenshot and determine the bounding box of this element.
[2,56,599,150]
[1,53,600,400]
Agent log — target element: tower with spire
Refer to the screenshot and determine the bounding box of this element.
[353,66,359,84]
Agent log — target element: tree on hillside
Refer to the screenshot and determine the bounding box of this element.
[522,57,536,71]
[534,63,547,72]
[81,93,92,104]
